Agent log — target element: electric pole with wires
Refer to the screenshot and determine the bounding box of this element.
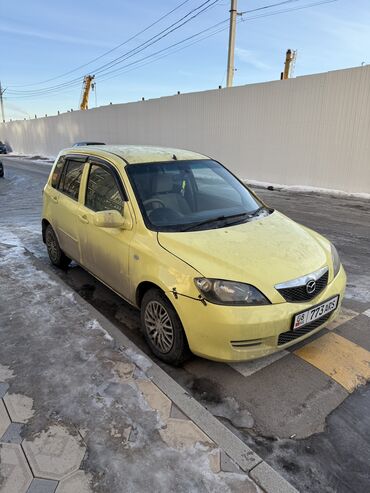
[0,82,6,122]
[226,0,237,87]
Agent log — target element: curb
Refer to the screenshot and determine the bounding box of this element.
[29,251,298,493]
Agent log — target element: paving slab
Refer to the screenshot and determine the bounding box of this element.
[0,443,33,493]
[136,379,172,422]
[170,404,189,420]
[26,478,58,493]
[3,393,34,424]
[0,364,14,383]
[55,471,92,493]
[159,418,215,449]
[0,400,11,438]
[0,422,24,444]
[250,461,298,493]
[0,241,267,492]
[220,450,241,473]
[0,383,9,399]
[23,426,86,481]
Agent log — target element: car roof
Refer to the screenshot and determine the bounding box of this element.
[65,144,209,164]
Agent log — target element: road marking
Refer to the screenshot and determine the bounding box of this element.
[229,350,289,377]
[294,332,370,392]
[326,306,359,330]
[363,309,370,318]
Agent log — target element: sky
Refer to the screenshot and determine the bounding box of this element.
[2,0,370,120]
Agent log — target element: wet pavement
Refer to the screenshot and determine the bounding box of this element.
[1,156,370,492]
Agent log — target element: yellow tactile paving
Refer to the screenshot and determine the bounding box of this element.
[294,332,370,392]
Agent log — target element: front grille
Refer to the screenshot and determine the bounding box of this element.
[277,270,328,302]
[277,311,331,345]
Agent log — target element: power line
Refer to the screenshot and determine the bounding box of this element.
[5,0,339,101]
[96,0,339,83]
[8,0,193,88]
[7,0,219,95]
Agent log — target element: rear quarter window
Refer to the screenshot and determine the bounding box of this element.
[51,156,65,189]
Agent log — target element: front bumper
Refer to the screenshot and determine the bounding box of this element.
[171,265,346,362]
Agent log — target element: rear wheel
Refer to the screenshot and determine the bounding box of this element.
[45,224,71,269]
[141,288,190,365]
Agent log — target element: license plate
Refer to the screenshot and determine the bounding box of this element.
[293,296,339,330]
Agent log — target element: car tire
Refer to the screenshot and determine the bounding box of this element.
[141,288,190,366]
[45,224,71,269]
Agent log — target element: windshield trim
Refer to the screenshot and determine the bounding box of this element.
[125,159,266,233]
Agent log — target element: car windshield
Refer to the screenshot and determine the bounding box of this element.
[126,159,268,232]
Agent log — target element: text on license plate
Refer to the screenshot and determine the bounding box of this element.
[293,296,339,330]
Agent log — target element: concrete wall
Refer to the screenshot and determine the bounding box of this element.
[1,65,370,193]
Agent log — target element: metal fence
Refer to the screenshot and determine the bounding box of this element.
[1,65,370,194]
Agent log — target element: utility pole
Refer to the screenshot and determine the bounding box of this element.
[226,0,237,88]
[0,82,5,123]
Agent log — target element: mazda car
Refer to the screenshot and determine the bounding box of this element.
[42,145,346,365]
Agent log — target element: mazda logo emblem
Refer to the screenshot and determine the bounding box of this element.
[306,279,316,294]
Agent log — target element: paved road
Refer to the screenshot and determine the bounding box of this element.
[1,156,370,492]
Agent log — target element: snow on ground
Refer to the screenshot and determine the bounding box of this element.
[245,179,370,200]
[5,152,55,164]
[0,232,250,493]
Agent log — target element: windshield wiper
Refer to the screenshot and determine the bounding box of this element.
[181,212,250,232]
[223,206,268,227]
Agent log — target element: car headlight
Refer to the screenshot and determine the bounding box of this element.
[330,243,341,278]
[194,278,270,306]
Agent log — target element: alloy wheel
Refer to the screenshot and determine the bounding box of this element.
[46,230,58,263]
[144,301,174,353]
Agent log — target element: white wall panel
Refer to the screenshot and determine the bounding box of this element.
[1,66,370,193]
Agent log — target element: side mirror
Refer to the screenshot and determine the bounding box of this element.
[93,210,125,229]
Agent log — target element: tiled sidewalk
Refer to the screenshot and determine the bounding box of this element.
[0,241,262,493]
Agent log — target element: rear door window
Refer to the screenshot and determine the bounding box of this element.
[85,164,123,212]
[59,159,85,201]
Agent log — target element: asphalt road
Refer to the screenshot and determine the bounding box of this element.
[1,156,370,492]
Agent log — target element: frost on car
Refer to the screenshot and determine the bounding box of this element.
[42,145,346,365]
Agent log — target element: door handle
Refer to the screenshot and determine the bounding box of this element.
[51,195,58,203]
[78,214,89,224]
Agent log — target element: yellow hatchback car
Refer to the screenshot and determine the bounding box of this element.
[42,145,346,365]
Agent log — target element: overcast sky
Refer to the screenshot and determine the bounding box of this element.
[2,0,370,120]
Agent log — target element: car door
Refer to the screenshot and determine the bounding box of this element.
[50,155,87,263]
[78,158,134,300]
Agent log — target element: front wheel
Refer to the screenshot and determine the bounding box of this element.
[141,288,190,366]
[45,224,71,269]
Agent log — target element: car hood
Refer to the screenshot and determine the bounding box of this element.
[157,211,330,297]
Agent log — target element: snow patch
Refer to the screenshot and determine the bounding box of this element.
[0,228,22,247]
[125,347,152,372]
[61,290,76,304]
[245,179,370,200]
[86,319,114,342]
[6,152,55,164]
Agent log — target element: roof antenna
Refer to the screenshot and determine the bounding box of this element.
[172,154,178,160]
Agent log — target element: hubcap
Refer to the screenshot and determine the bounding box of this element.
[144,301,174,353]
[46,231,58,262]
